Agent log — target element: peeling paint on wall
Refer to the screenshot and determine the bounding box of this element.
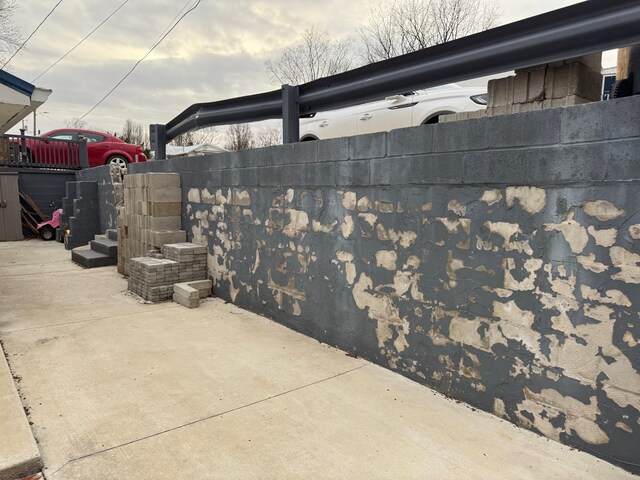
[182,178,640,473]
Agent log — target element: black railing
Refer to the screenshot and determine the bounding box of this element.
[0,131,88,170]
[150,0,640,159]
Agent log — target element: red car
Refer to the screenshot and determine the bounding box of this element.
[13,128,147,170]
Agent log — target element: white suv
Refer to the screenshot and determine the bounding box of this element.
[299,84,487,141]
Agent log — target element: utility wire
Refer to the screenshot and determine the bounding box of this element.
[32,0,130,82]
[1,0,64,70]
[77,0,201,122]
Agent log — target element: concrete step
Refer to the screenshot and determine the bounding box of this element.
[90,239,117,258]
[94,234,107,241]
[106,229,118,241]
[71,249,117,268]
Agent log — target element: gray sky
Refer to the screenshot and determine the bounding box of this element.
[5,0,613,136]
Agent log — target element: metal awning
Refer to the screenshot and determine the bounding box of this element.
[0,69,52,134]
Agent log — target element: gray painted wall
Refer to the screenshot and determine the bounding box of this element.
[125,96,640,473]
[76,165,119,233]
[2,168,75,218]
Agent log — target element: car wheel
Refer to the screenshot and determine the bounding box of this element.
[40,226,55,241]
[107,155,128,173]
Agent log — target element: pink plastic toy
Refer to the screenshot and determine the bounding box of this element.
[37,208,62,241]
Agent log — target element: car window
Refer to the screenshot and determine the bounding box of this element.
[81,133,105,143]
[48,132,75,140]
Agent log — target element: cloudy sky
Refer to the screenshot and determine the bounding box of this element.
[4,0,613,136]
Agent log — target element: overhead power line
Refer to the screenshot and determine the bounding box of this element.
[78,0,202,122]
[1,0,64,70]
[32,0,130,82]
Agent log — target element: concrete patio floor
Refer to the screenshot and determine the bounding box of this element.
[0,240,634,479]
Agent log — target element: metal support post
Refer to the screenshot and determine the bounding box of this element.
[150,124,167,161]
[282,85,300,144]
[78,138,89,169]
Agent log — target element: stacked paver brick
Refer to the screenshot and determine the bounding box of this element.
[127,257,179,302]
[161,243,207,282]
[119,173,185,275]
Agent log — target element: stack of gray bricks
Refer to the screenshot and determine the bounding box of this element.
[127,257,179,302]
[161,243,207,282]
[120,172,186,275]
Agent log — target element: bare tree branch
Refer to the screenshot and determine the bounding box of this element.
[359,0,500,63]
[225,124,254,151]
[0,0,21,66]
[266,27,354,85]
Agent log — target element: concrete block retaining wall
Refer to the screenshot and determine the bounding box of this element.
[123,96,640,472]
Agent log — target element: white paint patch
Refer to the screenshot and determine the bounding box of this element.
[623,331,638,347]
[544,211,588,254]
[587,226,617,247]
[341,191,357,211]
[485,221,532,254]
[336,250,356,284]
[232,190,251,206]
[357,195,371,212]
[517,388,609,445]
[187,188,201,203]
[577,253,609,273]
[312,220,337,233]
[447,199,467,216]
[436,218,471,235]
[629,224,640,240]
[358,212,377,227]
[503,258,543,291]
[283,209,309,238]
[480,189,502,206]
[580,285,631,307]
[375,200,394,213]
[583,200,625,221]
[341,215,354,239]
[285,188,294,203]
[201,188,215,203]
[506,186,546,214]
[493,300,540,355]
[609,246,640,284]
[375,250,397,271]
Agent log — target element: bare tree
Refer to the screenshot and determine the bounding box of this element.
[120,119,147,148]
[172,127,223,147]
[171,131,195,147]
[266,27,354,85]
[64,117,89,129]
[224,124,254,151]
[0,0,21,65]
[255,126,281,148]
[359,0,500,63]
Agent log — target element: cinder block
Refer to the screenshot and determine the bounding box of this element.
[348,132,387,160]
[317,137,349,162]
[149,216,181,231]
[387,125,433,156]
[148,187,181,203]
[489,109,561,148]
[173,283,199,300]
[336,161,369,186]
[148,202,181,217]
[433,118,490,152]
[173,293,199,308]
[150,230,186,246]
[147,173,180,188]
